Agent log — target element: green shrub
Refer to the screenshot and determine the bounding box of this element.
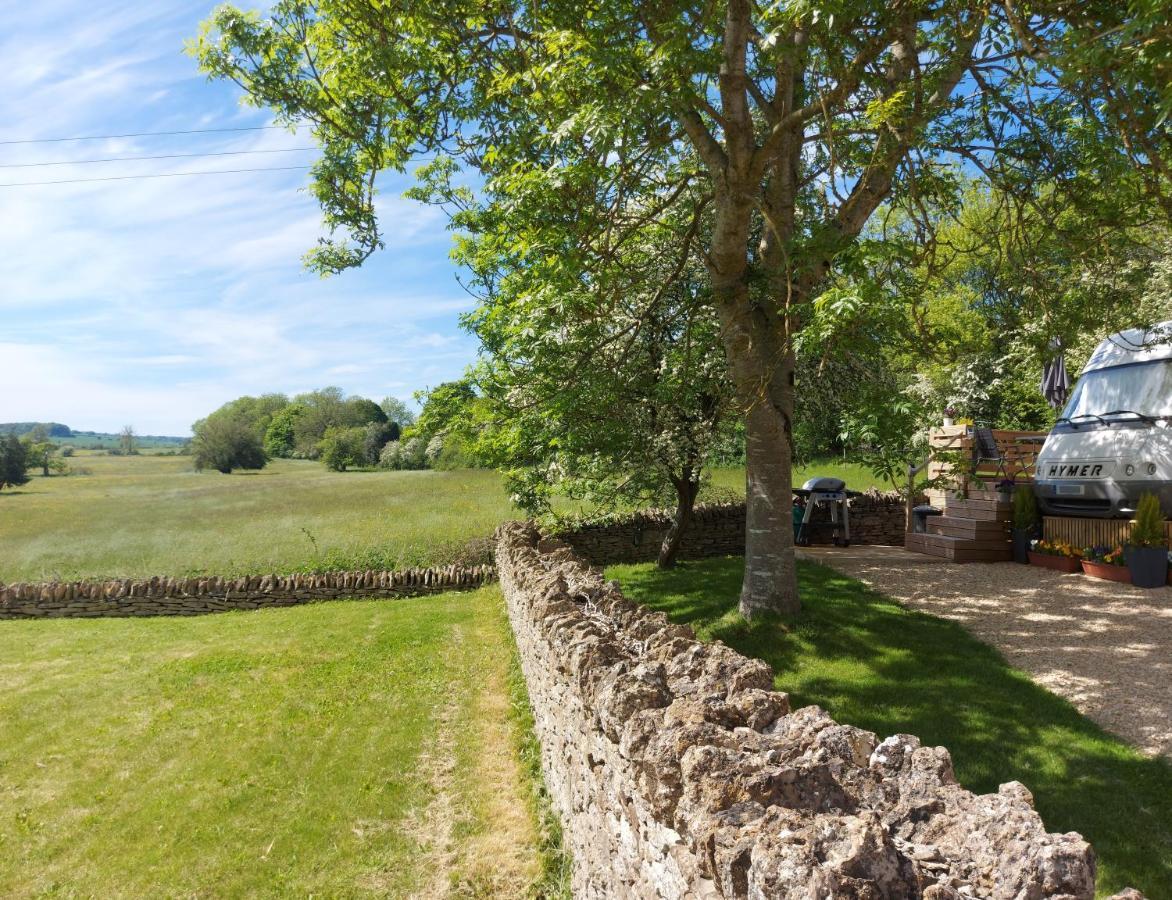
[192,417,267,474]
[318,426,368,472]
[1130,492,1167,548]
[1012,483,1040,531]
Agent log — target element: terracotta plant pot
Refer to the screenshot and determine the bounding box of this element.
[1027,551,1081,573]
[1080,560,1132,583]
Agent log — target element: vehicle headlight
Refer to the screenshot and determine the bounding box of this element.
[1125,464,1136,476]
[1148,463,1158,476]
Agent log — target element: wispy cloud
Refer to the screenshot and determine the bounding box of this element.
[0,2,476,434]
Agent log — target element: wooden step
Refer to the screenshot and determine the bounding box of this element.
[964,488,1019,502]
[905,532,1013,563]
[942,497,1012,522]
[927,517,1011,540]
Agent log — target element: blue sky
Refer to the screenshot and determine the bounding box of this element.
[0,2,478,435]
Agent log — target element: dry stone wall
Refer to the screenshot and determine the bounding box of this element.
[0,565,495,620]
[555,493,909,566]
[497,521,1111,899]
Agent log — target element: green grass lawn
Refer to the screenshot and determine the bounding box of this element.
[707,457,885,496]
[0,454,879,584]
[609,557,1172,898]
[0,455,520,582]
[0,588,551,898]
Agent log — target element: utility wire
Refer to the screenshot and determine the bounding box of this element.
[0,125,286,146]
[0,147,317,169]
[0,165,313,188]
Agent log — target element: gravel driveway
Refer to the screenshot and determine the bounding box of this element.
[797,545,1172,759]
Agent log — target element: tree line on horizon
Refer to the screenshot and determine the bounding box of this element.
[189,385,489,474]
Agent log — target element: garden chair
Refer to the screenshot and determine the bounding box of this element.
[971,426,1010,482]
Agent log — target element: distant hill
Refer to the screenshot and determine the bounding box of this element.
[0,423,189,448]
[0,422,72,438]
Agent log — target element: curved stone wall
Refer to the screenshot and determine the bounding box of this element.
[496,521,1107,899]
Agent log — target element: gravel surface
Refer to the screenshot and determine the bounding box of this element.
[797,545,1172,759]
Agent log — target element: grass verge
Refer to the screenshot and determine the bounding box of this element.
[0,588,544,898]
[503,615,573,898]
[608,556,1172,898]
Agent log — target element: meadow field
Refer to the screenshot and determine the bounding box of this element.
[0,453,879,583]
[0,588,563,898]
[0,455,517,583]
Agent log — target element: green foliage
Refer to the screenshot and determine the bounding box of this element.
[0,434,30,490]
[290,387,386,459]
[317,426,367,472]
[453,181,730,525]
[398,380,490,470]
[347,397,387,425]
[191,416,267,474]
[379,397,416,428]
[378,438,427,471]
[22,440,58,477]
[362,420,399,466]
[0,422,71,438]
[408,381,476,442]
[1130,493,1167,548]
[211,394,290,441]
[1013,484,1041,532]
[263,402,305,458]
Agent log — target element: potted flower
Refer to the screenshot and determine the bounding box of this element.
[943,406,958,427]
[1012,485,1040,565]
[1027,539,1083,573]
[1127,492,1168,589]
[1081,545,1131,583]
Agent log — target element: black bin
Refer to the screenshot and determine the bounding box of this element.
[912,504,942,534]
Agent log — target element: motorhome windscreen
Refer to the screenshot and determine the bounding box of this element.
[1061,359,1172,420]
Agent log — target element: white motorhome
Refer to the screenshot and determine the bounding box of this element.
[1034,323,1172,518]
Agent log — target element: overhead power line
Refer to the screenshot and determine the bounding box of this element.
[0,147,317,169]
[0,165,313,189]
[0,124,286,146]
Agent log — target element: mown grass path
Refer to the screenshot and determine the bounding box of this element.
[610,557,1172,898]
[0,589,543,898]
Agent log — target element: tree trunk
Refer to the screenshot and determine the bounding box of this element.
[709,265,802,619]
[739,376,800,618]
[658,476,700,568]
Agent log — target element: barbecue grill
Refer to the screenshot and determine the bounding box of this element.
[793,476,861,547]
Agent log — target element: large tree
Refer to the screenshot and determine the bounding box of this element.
[0,435,30,491]
[467,204,731,567]
[195,0,1164,615]
[192,414,268,473]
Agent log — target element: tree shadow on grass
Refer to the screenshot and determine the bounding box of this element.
[610,556,1172,898]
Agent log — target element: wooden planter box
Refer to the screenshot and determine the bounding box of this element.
[1081,560,1132,583]
[1027,551,1082,573]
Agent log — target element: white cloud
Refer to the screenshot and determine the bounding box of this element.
[0,1,478,434]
